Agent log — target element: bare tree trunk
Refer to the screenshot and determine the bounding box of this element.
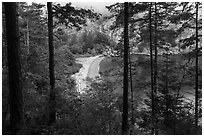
[195,2,199,133]
[4,2,24,134]
[164,48,169,132]
[47,2,56,125]
[149,2,155,135]
[26,19,29,55]
[26,18,30,73]
[154,2,158,135]
[173,58,191,134]
[129,52,134,126]
[122,2,129,135]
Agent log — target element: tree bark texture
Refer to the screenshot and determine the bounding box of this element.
[47,2,56,124]
[153,2,158,135]
[149,2,155,135]
[195,2,199,132]
[129,52,134,126]
[4,2,24,134]
[122,2,129,135]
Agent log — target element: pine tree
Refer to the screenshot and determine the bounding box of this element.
[122,2,129,135]
[194,2,199,133]
[4,2,24,134]
[169,2,202,133]
[47,2,56,124]
[53,3,100,30]
[153,2,159,134]
[148,2,155,134]
[18,2,48,77]
[129,51,134,128]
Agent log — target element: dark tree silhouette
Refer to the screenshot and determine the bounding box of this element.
[195,2,199,132]
[153,2,158,135]
[122,2,129,135]
[4,2,24,134]
[149,2,155,135]
[129,52,134,127]
[47,2,56,124]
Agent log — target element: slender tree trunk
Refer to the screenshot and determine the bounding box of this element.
[4,2,24,134]
[195,2,199,132]
[26,18,30,72]
[154,3,158,93]
[164,48,169,132]
[108,88,112,134]
[149,2,155,135]
[47,2,56,124]
[122,2,129,135]
[154,2,158,135]
[129,52,134,127]
[26,19,29,55]
[173,59,190,134]
[109,102,112,134]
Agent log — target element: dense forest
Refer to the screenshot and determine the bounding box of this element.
[2,2,202,135]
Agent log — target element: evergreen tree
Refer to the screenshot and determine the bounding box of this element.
[47,2,56,124]
[107,2,202,134]
[2,1,202,135]
[18,2,48,78]
[53,3,100,30]
[4,2,24,134]
[148,2,155,134]
[129,51,134,129]
[169,2,202,133]
[153,2,159,134]
[195,2,199,132]
[122,2,129,134]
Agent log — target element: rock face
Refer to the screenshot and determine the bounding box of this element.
[72,55,104,93]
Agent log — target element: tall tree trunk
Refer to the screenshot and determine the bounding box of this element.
[195,2,199,132]
[129,52,134,127]
[122,2,129,135]
[4,2,24,134]
[26,19,29,55]
[164,48,169,132]
[47,2,56,125]
[26,18,30,72]
[173,60,188,134]
[149,2,155,135]
[154,2,158,135]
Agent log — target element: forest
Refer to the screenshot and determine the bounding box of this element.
[2,2,202,135]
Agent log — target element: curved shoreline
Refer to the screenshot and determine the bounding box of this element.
[71,55,103,93]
